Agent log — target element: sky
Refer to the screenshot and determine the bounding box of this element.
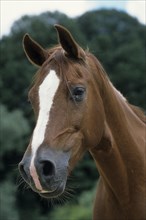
[1,0,146,38]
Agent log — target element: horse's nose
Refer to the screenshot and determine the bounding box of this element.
[36,159,56,180]
[19,147,70,193]
[19,160,31,183]
[29,158,56,191]
[19,157,56,192]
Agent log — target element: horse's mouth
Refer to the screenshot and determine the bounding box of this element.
[39,184,65,198]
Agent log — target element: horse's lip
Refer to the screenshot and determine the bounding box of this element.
[39,185,64,198]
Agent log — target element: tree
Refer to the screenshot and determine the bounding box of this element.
[0,9,145,220]
[0,180,19,220]
[78,9,146,109]
[49,186,96,220]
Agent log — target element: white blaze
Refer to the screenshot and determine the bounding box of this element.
[30,69,60,191]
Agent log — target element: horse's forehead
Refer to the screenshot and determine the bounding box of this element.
[30,69,60,154]
[29,68,61,105]
[31,55,89,99]
[38,69,61,105]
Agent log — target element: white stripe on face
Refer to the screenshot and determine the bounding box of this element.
[30,69,60,191]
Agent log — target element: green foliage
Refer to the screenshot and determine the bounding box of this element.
[0,104,30,155]
[49,186,96,220]
[0,9,145,220]
[71,153,99,192]
[78,9,146,109]
[0,180,19,220]
[0,104,30,179]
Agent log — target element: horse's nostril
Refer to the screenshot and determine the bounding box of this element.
[41,161,55,177]
[19,163,28,181]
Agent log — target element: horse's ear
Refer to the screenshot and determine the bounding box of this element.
[54,24,85,60]
[23,34,48,67]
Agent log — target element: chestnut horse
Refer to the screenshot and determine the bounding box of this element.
[19,25,146,220]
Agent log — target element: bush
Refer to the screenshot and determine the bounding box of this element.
[49,186,96,220]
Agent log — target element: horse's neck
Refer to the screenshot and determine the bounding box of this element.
[102,81,145,155]
[102,83,145,146]
[90,75,145,206]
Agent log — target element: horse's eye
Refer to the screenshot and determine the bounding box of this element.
[72,87,86,102]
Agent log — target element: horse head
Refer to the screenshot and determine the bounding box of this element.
[19,25,105,198]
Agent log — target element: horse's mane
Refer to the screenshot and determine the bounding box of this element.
[86,52,146,125]
[129,104,146,124]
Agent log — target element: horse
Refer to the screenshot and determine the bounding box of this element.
[19,24,146,220]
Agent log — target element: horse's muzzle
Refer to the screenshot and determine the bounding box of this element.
[19,146,71,198]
